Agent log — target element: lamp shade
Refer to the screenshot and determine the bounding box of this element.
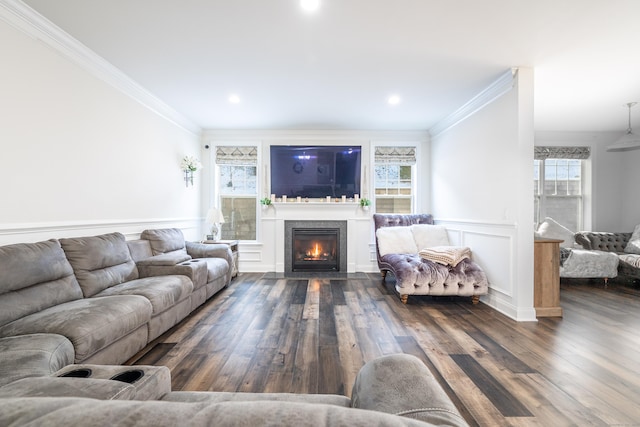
[206,207,225,224]
[607,102,640,151]
[606,131,640,151]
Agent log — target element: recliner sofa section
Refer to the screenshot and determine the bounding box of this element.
[0,229,231,368]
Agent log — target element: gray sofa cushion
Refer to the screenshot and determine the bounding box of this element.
[0,398,435,426]
[0,240,83,327]
[141,228,188,256]
[126,239,154,262]
[352,354,467,426]
[199,258,230,284]
[0,296,152,363]
[94,275,193,315]
[0,334,74,387]
[163,391,351,407]
[60,232,139,297]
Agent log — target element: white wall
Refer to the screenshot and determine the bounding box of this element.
[620,147,640,231]
[201,130,429,273]
[0,18,202,244]
[430,69,536,321]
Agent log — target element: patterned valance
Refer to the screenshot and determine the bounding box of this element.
[374,146,416,165]
[215,146,258,165]
[534,146,591,160]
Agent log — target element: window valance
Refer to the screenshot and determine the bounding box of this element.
[374,146,416,165]
[534,146,591,160]
[215,146,258,165]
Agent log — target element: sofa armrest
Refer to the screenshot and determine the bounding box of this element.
[575,232,632,252]
[186,242,234,285]
[186,242,231,260]
[351,354,468,426]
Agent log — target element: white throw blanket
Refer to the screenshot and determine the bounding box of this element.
[419,246,471,267]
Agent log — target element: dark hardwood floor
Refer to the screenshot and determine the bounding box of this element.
[128,273,640,426]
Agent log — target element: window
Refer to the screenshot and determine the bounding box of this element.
[534,146,590,232]
[373,146,416,213]
[216,146,258,241]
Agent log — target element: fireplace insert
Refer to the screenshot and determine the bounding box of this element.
[292,228,339,271]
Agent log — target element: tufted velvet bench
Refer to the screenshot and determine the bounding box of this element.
[575,232,640,280]
[373,214,489,304]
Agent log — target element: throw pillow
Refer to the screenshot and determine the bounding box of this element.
[419,246,471,267]
[534,217,577,249]
[376,227,418,256]
[411,224,450,249]
[624,224,640,254]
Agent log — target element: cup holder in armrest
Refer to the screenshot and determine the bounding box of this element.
[110,369,144,384]
[58,368,92,378]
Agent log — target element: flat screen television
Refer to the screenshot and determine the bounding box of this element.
[270,145,361,199]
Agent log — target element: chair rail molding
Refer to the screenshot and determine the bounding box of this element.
[0,217,202,245]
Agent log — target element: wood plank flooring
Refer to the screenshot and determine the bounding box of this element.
[128,273,640,426]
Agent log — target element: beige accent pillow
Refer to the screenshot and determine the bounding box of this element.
[624,224,640,254]
[419,246,471,267]
[534,217,577,248]
[376,227,418,256]
[411,224,450,249]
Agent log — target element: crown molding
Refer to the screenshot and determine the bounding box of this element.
[202,129,430,142]
[429,68,517,138]
[0,0,201,136]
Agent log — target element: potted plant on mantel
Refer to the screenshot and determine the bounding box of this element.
[359,198,371,211]
[260,197,272,210]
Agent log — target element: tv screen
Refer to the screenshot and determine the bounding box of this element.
[270,145,361,199]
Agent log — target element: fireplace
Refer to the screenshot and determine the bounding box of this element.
[284,220,347,275]
[292,228,339,271]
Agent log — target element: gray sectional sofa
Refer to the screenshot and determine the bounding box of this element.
[0,227,470,426]
[0,228,232,366]
[0,353,469,427]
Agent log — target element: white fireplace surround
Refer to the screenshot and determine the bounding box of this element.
[261,201,373,273]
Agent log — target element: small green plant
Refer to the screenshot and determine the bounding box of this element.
[359,198,371,207]
[260,197,272,205]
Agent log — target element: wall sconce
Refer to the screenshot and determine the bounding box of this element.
[180,155,202,187]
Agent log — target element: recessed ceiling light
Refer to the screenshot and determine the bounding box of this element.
[228,94,241,104]
[388,95,401,106]
[300,0,320,12]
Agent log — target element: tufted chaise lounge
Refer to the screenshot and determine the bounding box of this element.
[373,214,489,304]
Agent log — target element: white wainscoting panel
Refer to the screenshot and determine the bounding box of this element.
[0,218,201,246]
[436,218,527,320]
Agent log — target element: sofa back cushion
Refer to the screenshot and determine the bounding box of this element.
[141,228,189,257]
[0,240,83,328]
[411,224,450,249]
[60,232,138,297]
[624,224,640,255]
[376,227,418,256]
[126,239,154,262]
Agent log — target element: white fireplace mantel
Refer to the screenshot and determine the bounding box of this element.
[261,202,373,273]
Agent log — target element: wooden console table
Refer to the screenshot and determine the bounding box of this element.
[534,238,563,317]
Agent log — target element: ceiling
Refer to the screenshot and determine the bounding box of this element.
[21,0,640,133]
